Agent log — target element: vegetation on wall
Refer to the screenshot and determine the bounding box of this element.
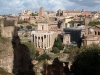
[26,25,32,30]
[30,24,37,27]
[22,42,38,60]
[18,20,28,24]
[68,20,84,24]
[0,37,10,45]
[88,21,100,26]
[0,68,14,75]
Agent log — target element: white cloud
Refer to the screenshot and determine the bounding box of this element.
[0,0,100,14]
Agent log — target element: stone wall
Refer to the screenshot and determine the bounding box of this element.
[0,19,18,38]
[1,26,15,38]
[0,38,14,73]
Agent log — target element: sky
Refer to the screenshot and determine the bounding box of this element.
[0,0,100,15]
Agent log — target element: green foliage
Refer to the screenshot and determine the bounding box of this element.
[20,26,23,29]
[68,20,84,24]
[22,42,37,60]
[37,53,50,61]
[53,36,64,50]
[31,13,38,16]
[88,21,100,26]
[18,20,28,24]
[17,27,20,31]
[30,24,37,27]
[0,68,14,75]
[73,44,100,75]
[63,49,70,53]
[51,47,60,54]
[26,25,32,30]
[66,46,79,61]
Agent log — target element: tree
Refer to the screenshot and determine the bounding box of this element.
[20,26,23,29]
[51,47,60,54]
[26,25,32,30]
[73,44,100,75]
[53,36,64,50]
[31,13,38,16]
[17,27,20,31]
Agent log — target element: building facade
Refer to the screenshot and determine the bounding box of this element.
[31,21,58,50]
[31,31,57,49]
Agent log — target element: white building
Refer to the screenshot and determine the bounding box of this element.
[31,21,57,50]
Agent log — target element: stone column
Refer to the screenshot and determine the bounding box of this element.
[52,33,53,47]
[50,34,52,48]
[43,35,44,49]
[46,34,47,49]
[48,34,49,48]
[40,34,41,48]
[49,34,50,47]
[31,34,33,42]
[34,34,35,43]
[37,35,38,48]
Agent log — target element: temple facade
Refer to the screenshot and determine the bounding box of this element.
[31,21,58,50]
[31,31,57,49]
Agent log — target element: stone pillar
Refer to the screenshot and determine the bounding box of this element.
[34,34,35,43]
[40,34,41,48]
[46,34,48,49]
[50,34,52,48]
[37,35,38,48]
[43,35,44,49]
[14,20,17,26]
[49,34,50,47]
[31,34,33,42]
[0,19,4,28]
[48,34,49,48]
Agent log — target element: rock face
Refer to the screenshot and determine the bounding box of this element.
[0,38,14,73]
[12,36,35,75]
[0,19,35,74]
[0,36,35,75]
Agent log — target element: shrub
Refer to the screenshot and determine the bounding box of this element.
[53,36,64,50]
[37,53,50,61]
[51,47,60,54]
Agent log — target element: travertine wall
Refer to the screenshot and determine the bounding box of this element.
[0,39,14,73]
[0,19,18,38]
